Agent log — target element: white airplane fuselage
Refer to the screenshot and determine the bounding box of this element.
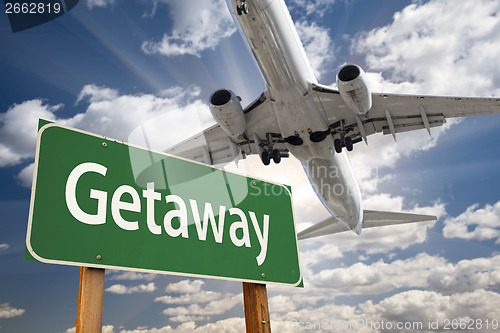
[227,0,363,232]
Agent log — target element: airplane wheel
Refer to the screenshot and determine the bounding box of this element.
[237,3,248,15]
[261,151,271,166]
[345,137,353,151]
[334,139,342,154]
[272,149,281,164]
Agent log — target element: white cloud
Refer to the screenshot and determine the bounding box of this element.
[364,71,422,95]
[64,325,115,333]
[111,288,500,332]
[273,302,368,333]
[0,244,9,251]
[306,253,445,296]
[354,0,500,97]
[117,318,245,332]
[103,326,116,333]
[266,255,500,332]
[268,295,297,313]
[0,84,211,187]
[290,0,336,17]
[169,315,209,323]
[302,253,500,304]
[141,0,236,57]
[164,280,205,294]
[295,20,333,79]
[299,242,344,271]
[271,252,500,309]
[114,289,500,332]
[443,201,500,243]
[0,303,25,318]
[0,100,60,167]
[15,163,35,188]
[360,289,500,331]
[155,291,221,305]
[105,282,156,294]
[427,255,500,293]
[108,271,158,281]
[162,294,242,318]
[61,250,500,331]
[76,84,119,104]
[344,218,436,254]
[85,0,115,10]
[157,280,241,323]
[66,84,211,145]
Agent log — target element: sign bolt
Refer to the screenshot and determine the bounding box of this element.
[261,273,265,278]
[253,181,257,185]
[96,254,102,260]
[102,142,107,148]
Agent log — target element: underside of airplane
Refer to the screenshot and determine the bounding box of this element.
[166,0,500,239]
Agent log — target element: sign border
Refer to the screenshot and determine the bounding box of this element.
[26,121,303,287]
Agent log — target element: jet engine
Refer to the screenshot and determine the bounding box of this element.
[336,64,372,115]
[209,89,247,139]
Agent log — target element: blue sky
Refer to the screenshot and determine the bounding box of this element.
[1,0,500,332]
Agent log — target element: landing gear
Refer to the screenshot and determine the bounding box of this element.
[334,137,354,153]
[260,149,281,165]
[272,149,281,164]
[255,133,289,166]
[261,151,271,166]
[334,138,342,154]
[237,1,248,15]
[333,120,354,153]
[345,137,353,152]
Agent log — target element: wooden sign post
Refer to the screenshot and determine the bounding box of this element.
[76,267,105,333]
[243,282,271,333]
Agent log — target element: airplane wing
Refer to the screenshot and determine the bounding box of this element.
[167,84,499,163]
[297,210,437,240]
[166,92,286,164]
[166,123,242,165]
[311,84,500,145]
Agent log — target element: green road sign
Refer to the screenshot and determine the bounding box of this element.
[26,121,302,286]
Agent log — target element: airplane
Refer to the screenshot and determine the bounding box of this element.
[167,0,500,240]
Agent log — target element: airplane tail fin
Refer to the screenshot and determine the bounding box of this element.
[297,210,436,240]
